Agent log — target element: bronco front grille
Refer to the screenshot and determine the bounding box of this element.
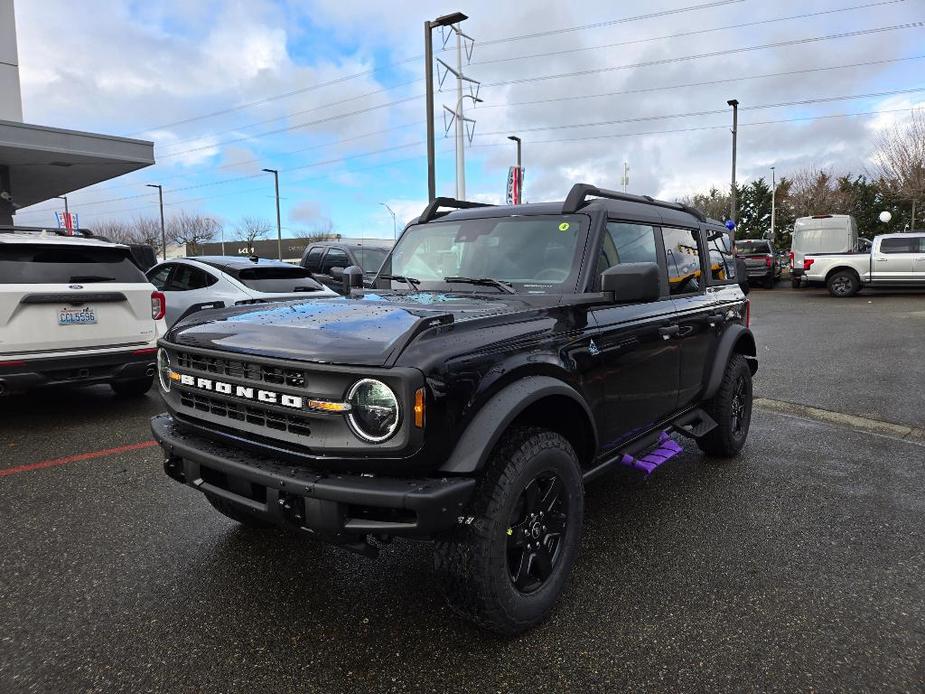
[175,350,306,388]
[179,390,312,437]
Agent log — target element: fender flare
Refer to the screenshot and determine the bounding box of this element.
[702,325,757,401]
[439,376,597,475]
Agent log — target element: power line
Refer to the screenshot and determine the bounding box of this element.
[484,22,925,87]
[472,0,906,66]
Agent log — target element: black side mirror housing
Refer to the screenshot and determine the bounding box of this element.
[342,265,364,294]
[735,257,750,295]
[601,262,660,303]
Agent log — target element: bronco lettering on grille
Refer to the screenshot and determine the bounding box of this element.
[177,373,303,409]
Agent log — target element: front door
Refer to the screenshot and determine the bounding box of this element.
[587,221,679,453]
[872,236,918,282]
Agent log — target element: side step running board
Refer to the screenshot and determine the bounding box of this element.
[671,408,717,439]
[617,431,682,475]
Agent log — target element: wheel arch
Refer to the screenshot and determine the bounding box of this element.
[702,325,757,401]
[439,376,598,475]
[825,265,861,283]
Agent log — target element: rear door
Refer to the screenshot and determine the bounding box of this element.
[662,226,720,408]
[0,242,157,356]
[159,263,221,326]
[872,236,918,282]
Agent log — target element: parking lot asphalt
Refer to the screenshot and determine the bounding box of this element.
[1,286,923,692]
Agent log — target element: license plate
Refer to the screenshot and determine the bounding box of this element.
[58,306,97,325]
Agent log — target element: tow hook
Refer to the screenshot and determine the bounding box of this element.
[163,455,185,483]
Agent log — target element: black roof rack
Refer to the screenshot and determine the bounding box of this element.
[0,224,96,237]
[562,184,706,222]
[419,197,493,224]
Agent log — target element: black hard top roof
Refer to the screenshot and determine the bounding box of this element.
[413,184,725,230]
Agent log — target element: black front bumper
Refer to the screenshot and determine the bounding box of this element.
[0,349,156,395]
[152,414,476,544]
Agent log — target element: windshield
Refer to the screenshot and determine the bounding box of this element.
[354,248,388,273]
[381,215,587,293]
[0,244,145,284]
[236,266,325,293]
[736,240,771,254]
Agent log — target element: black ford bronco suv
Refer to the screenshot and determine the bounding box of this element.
[152,184,756,634]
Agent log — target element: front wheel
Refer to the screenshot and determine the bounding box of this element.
[697,353,753,458]
[827,270,860,297]
[433,427,584,635]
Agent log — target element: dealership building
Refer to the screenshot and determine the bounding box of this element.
[0,0,154,226]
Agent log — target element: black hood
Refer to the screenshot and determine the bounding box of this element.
[166,291,560,366]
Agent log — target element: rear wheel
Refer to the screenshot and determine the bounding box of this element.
[697,353,752,458]
[206,495,274,529]
[433,427,584,635]
[790,277,801,289]
[827,270,860,297]
[110,375,153,396]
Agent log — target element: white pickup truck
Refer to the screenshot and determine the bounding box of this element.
[803,232,925,296]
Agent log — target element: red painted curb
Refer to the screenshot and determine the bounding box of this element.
[0,440,159,478]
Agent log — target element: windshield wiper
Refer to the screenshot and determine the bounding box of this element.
[443,276,516,294]
[69,275,116,283]
[378,274,421,291]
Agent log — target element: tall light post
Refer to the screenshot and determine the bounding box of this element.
[507,135,522,204]
[55,195,69,216]
[424,11,468,204]
[145,184,166,260]
[770,166,776,244]
[727,99,739,224]
[262,168,282,260]
[379,202,398,241]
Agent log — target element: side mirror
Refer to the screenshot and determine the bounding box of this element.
[601,262,660,303]
[342,265,364,294]
[735,257,750,295]
[329,266,345,279]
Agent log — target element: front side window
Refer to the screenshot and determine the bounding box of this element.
[384,215,587,293]
[880,237,917,254]
[706,229,736,282]
[321,248,349,274]
[0,244,146,284]
[661,227,704,295]
[597,222,659,279]
[354,247,388,274]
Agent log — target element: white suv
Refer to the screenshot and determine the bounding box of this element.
[0,229,166,396]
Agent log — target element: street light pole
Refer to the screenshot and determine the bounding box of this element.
[424,11,468,204]
[146,184,166,261]
[727,99,739,224]
[55,195,69,216]
[379,202,398,241]
[262,168,282,260]
[770,166,776,244]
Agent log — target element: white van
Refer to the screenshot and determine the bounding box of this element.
[789,215,860,288]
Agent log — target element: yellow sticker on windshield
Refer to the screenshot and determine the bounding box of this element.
[558,222,570,232]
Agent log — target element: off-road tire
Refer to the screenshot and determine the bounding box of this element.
[206,495,275,529]
[110,375,154,396]
[433,427,584,635]
[827,269,861,297]
[696,353,752,458]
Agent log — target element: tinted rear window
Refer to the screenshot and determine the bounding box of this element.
[0,244,146,284]
[736,240,771,254]
[236,266,325,293]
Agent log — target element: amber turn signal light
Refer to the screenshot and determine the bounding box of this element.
[414,387,425,428]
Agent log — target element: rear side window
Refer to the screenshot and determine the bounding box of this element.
[304,247,324,272]
[0,243,146,284]
[706,229,736,282]
[166,265,217,291]
[320,248,349,274]
[880,237,917,254]
[236,266,324,293]
[661,227,704,295]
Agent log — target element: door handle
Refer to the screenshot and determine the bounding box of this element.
[707,313,726,325]
[658,325,680,340]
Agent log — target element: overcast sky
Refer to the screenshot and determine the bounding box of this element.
[11,0,925,236]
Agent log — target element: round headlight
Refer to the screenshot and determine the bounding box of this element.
[157,348,172,393]
[346,379,400,443]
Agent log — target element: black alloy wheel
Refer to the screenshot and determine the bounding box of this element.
[506,472,568,594]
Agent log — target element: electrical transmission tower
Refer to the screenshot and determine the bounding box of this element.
[436,21,481,201]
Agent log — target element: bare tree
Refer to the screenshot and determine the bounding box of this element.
[130,216,165,258]
[235,216,272,254]
[873,110,925,229]
[787,168,844,216]
[678,187,729,221]
[91,220,134,244]
[293,217,337,243]
[168,211,220,255]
